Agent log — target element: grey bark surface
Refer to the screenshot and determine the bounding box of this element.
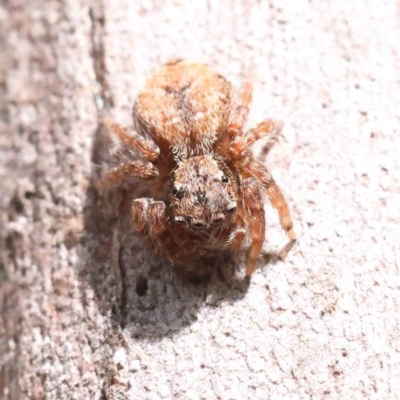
[1,0,400,399]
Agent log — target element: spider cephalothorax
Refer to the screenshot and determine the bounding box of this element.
[102,60,295,280]
[171,155,239,231]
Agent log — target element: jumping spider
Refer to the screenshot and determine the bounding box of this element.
[102,60,295,281]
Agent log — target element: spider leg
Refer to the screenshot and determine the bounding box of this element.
[265,177,296,259]
[227,82,253,138]
[229,228,246,250]
[229,119,282,160]
[242,178,266,277]
[240,159,296,255]
[218,83,252,158]
[103,116,160,162]
[132,198,167,234]
[99,161,159,190]
[228,212,246,250]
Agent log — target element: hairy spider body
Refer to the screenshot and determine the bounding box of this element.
[103,60,295,280]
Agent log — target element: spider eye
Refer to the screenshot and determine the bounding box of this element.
[175,217,186,225]
[191,220,205,230]
[172,188,185,199]
[226,203,237,214]
[221,175,229,183]
[212,215,225,225]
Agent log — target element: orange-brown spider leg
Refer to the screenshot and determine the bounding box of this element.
[228,213,246,250]
[219,83,252,158]
[132,199,167,235]
[103,116,160,162]
[265,178,296,259]
[242,159,296,258]
[227,82,253,138]
[229,119,282,161]
[242,178,266,277]
[100,161,159,190]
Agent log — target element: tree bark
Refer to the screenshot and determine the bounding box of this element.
[1,0,399,399]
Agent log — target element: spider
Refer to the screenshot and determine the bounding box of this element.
[102,60,295,280]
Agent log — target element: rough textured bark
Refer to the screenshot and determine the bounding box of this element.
[1,0,400,399]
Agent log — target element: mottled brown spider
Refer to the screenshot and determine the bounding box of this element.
[102,60,295,280]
